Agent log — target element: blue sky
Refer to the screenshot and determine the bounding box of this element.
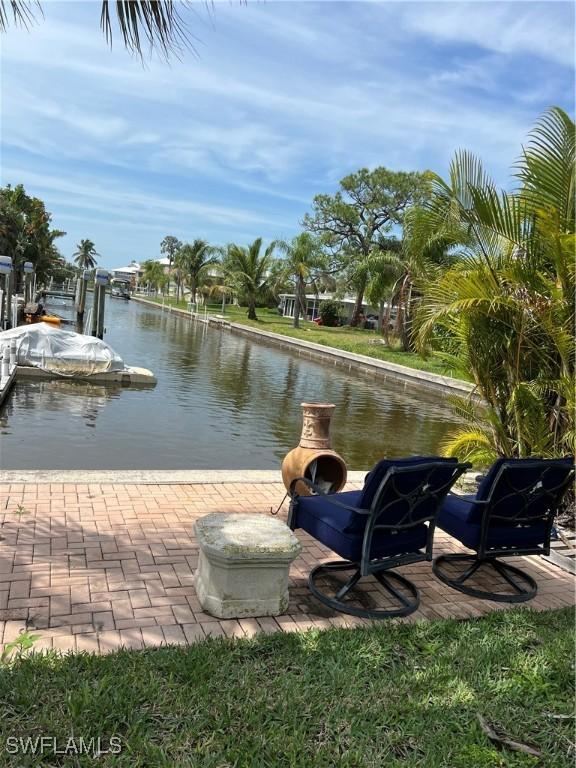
[1,1,574,269]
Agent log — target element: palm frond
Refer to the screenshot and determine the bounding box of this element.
[100,0,195,59]
[440,429,498,466]
[517,107,576,232]
[0,0,41,31]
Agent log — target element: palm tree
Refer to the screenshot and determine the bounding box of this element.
[141,259,166,294]
[276,233,326,328]
[413,106,575,464]
[225,238,277,320]
[365,233,455,349]
[176,240,220,305]
[160,235,182,297]
[73,239,99,271]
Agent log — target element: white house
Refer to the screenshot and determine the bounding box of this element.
[111,261,142,287]
[278,292,380,323]
[111,258,173,289]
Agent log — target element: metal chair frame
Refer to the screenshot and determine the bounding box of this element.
[289,461,470,619]
[433,460,575,602]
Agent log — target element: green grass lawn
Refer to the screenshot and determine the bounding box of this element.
[143,297,467,379]
[0,609,573,767]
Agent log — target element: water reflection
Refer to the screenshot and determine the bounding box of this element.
[0,301,461,469]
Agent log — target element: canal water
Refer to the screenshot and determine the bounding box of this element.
[0,300,461,470]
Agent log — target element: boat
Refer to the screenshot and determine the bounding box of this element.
[0,324,155,385]
[110,278,131,300]
[0,323,124,376]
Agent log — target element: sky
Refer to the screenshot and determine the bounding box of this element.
[1,0,574,269]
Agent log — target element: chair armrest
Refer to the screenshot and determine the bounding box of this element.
[289,477,370,515]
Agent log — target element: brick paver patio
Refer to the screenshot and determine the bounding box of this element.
[0,480,573,654]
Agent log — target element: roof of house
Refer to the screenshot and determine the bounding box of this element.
[279,292,360,306]
[113,263,141,275]
[112,257,169,274]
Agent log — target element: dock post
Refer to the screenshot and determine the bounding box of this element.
[75,269,89,332]
[9,341,17,367]
[90,290,99,337]
[23,262,35,304]
[1,350,9,380]
[91,269,109,339]
[5,273,13,329]
[0,256,13,330]
[11,295,18,329]
[96,284,106,339]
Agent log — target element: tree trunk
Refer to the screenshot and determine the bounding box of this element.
[293,276,306,329]
[380,300,392,342]
[350,280,366,327]
[400,313,411,351]
[190,276,197,305]
[377,300,384,333]
[399,279,414,352]
[247,295,258,320]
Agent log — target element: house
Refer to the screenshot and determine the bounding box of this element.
[278,292,380,324]
[111,261,142,288]
[111,258,173,290]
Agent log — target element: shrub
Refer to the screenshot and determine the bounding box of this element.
[319,299,341,327]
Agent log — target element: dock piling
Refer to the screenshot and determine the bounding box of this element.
[23,262,35,304]
[1,350,9,379]
[0,255,13,330]
[91,269,109,339]
[75,269,89,332]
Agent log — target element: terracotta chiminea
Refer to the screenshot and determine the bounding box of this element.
[281,403,347,496]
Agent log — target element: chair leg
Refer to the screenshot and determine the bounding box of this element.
[334,569,362,601]
[308,560,420,619]
[433,554,537,602]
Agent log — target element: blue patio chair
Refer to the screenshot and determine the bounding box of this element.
[433,457,574,602]
[288,457,470,619]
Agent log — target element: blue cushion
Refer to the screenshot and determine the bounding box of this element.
[437,493,548,552]
[293,491,428,562]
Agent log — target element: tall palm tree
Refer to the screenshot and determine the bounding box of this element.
[73,239,99,271]
[413,106,575,464]
[160,235,182,297]
[176,240,220,304]
[225,238,277,321]
[276,233,326,328]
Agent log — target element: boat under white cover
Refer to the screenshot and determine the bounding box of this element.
[0,324,126,377]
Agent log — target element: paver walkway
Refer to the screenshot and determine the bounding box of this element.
[0,481,573,654]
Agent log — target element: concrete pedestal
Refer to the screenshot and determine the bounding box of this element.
[194,513,301,619]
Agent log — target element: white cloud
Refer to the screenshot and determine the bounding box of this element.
[12,92,129,141]
[0,166,293,229]
[399,2,574,68]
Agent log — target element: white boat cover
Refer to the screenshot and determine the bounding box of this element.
[0,324,124,377]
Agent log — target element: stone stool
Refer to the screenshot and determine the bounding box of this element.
[194,513,302,619]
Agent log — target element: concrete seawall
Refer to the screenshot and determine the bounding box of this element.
[132,296,476,399]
